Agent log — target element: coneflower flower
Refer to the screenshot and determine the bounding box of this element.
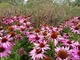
[30,48,45,60]
[0,45,11,58]
[55,47,69,60]
[70,48,80,60]
[34,40,50,51]
[0,35,13,48]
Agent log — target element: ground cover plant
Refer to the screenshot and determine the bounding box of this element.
[0,15,80,60]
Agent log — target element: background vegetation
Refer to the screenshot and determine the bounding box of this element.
[0,0,80,27]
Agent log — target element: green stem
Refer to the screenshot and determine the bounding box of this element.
[50,40,55,59]
[1,57,5,60]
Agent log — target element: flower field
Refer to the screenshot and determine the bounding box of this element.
[0,15,80,60]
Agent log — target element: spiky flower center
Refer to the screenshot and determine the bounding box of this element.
[42,23,47,26]
[1,38,8,43]
[78,46,80,50]
[74,22,78,25]
[77,50,80,56]
[23,20,27,23]
[44,56,52,60]
[8,26,14,31]
[35,36,40,40]
[0,27,3,30]
[39,43,45,48]
[78,17,80,19]
[36,49,42,54]
[35,29,40,33]
[17,23,21,26]
[43,31,47,36]
[26,25,30,28]
[51,32,58,39]
[21,28,25,31]
[10,32,15,37]
[0,46,5,52]
[58,50,68,59]
[67,41,72,44]
[66,33,69,36]
[74,27,79,30]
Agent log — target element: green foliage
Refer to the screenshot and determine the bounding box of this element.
[3,41,21,60]
[70,32,80,42]
[20,36,34,60]
[0,2,12,7]
[1,35,34,60]
[62,27,71,33]
[62,27,80,42]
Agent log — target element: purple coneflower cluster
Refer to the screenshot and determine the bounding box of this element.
[27,22,80,60]
[0,16,80,60]
[0,15,33,58]
[66,17,80,34]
